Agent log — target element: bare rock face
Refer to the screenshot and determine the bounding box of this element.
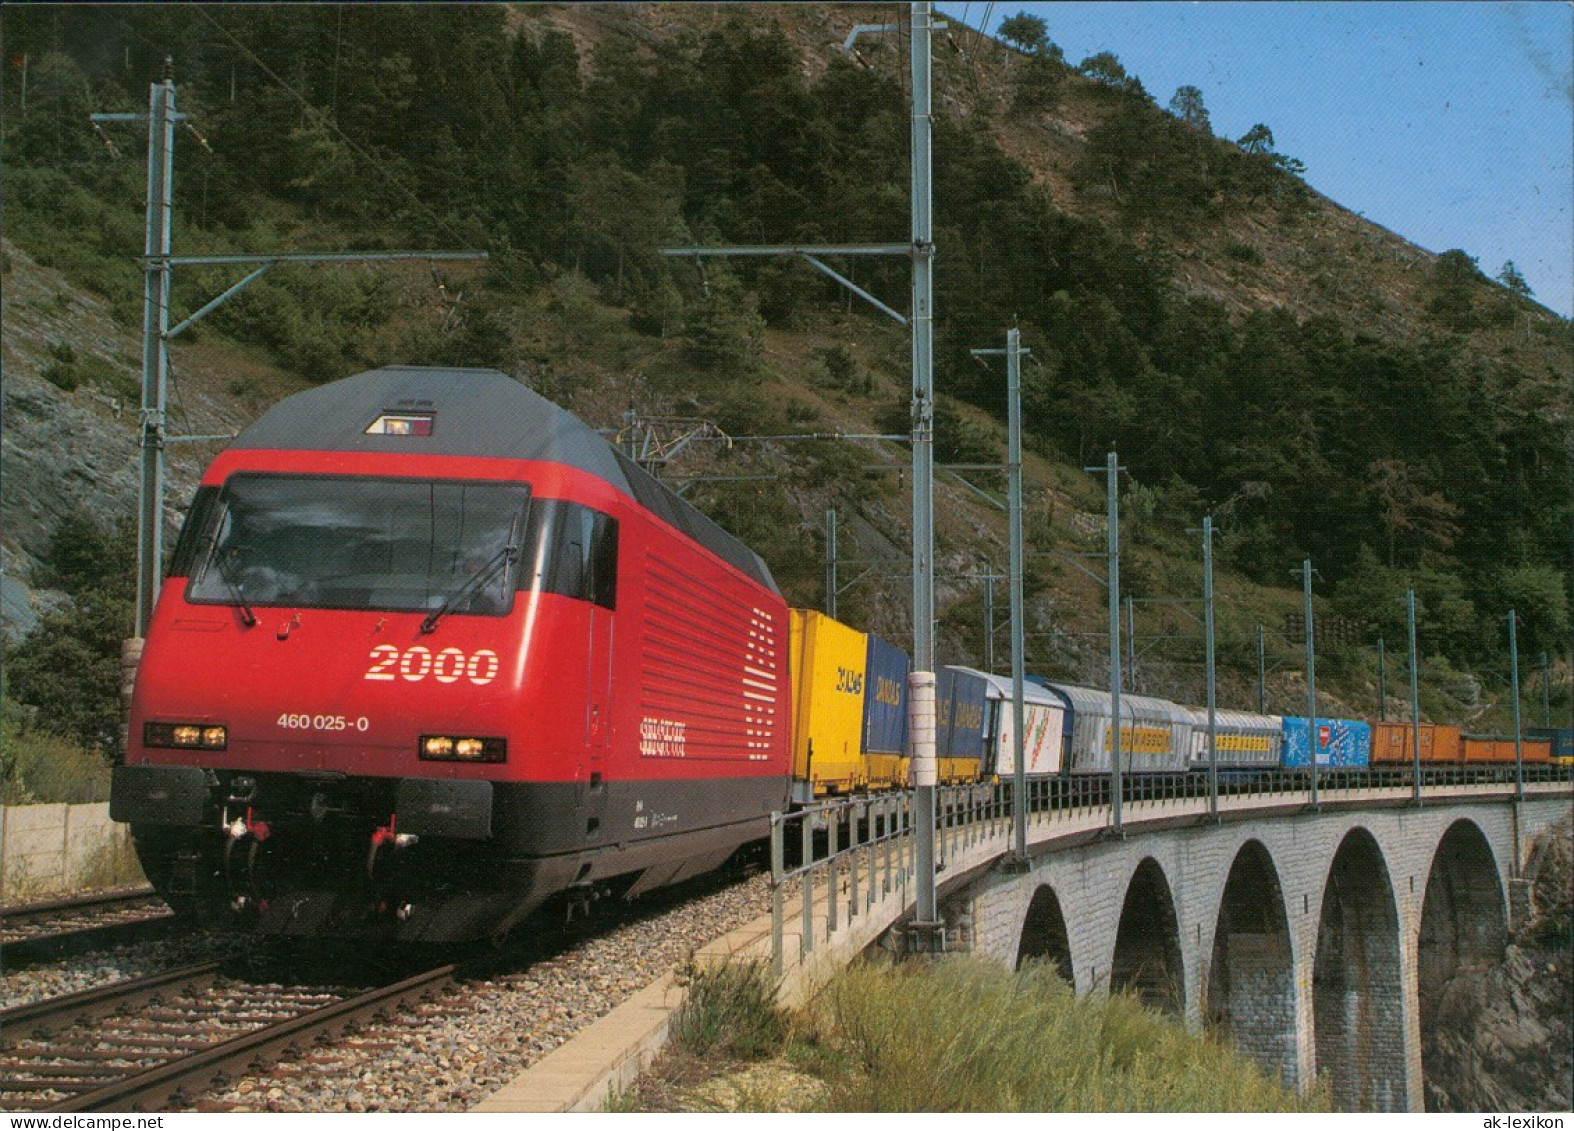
[1,242,230,642]
[1424,815,1573,1113]
[2,244,141,589]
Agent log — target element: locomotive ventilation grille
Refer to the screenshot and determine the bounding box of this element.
[640,554,779,762]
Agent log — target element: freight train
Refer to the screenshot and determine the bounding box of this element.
[112,366,1563,942]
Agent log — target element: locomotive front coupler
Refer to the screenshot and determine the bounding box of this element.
[365,814,420,881]
[222,801,272,909]
[563,880,611,923]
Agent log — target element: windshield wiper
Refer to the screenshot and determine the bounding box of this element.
[209,547,258,627]
[420,539,520,635]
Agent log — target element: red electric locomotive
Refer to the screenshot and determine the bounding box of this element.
[113,366,792,941]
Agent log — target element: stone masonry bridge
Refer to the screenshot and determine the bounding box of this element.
[753,777,1572,1113]
[483,777,1570,1113]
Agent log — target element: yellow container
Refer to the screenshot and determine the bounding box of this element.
[789,609,870,794]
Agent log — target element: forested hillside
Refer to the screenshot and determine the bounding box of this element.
[2,4,1568,767]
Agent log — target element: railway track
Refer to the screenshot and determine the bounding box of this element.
[0,959,455,1111]
[1,888,177,964]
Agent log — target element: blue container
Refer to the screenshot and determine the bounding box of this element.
[1280,717,1371,769]
[937,666,989,766]
[1528,727,1573,763]
[862,634,910,758]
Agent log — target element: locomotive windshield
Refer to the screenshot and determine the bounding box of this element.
[186,474,531,615]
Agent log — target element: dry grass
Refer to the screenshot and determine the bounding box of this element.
[628,954,1326,1113]
[802,956,1325,1112]
[1,706,111,804]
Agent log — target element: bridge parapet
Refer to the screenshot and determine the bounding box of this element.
[745,775,1569,1110]
[762,777,1571,985]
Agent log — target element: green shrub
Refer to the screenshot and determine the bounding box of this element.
[7,510,135,756]
[42,359,81,391]
[1223,241,1264,264]
[682,274,766,375]
[673,961,787,1061]
[39,343,135,400]
[1,698,111,804]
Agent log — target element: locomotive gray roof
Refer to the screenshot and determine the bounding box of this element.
[231,366,778,593]
[235,366,628,475]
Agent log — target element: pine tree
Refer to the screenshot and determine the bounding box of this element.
[1496,261,1533,298]
[1168,85,1211,133]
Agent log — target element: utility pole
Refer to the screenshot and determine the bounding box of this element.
[138,75,176,640]
[1542,652,1552,727]
[92,75,178,639]
[1257,624,1266,714]
[1202,517,1218,817]
[983,570,996,673]
[1377,637,1387,722]
[1125,595,1136,692]
[1087,451,1125,831]
[909,1,936,672]
[908,1,941,945]
[971,329,1029,862]
[1007,329,1027,862]
[1108,451,1123,830]
[1509,609,1523,801]
[825,508,838,619]
[95,74,484,640]
[1302,560,1319,809]
[1407,591,1421,804]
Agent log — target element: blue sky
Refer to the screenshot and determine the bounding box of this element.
[959,1,1573,317]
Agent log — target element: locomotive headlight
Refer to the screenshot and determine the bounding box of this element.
[419,735,506,763]
[146,722,227,750]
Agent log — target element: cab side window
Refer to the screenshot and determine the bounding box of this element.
[525,500,618,610]
[587,510,618,609]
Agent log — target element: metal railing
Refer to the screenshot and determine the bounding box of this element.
[770,793,916,977]
[767,763,1574,978]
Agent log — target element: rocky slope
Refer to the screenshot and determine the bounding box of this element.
[1424,815,1574,1113]
[1,241,251,640]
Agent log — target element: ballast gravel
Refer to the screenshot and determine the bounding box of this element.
[2,929,252,1008]
[194,871,780,1113]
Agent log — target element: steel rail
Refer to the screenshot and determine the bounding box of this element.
[2,888,176,965]
[2,914,179,966]
[0,885,156,921]
[48,963,457,1112]
[0,962,225,1046]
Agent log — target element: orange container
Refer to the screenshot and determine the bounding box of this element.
[1371,722,1463,764]
[1461,735,1552,764]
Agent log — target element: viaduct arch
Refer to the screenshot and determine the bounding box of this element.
[954,798,1568,1111]
[1207,840,1295,1079]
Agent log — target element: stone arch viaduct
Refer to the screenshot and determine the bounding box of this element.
[753,780,1570,1113]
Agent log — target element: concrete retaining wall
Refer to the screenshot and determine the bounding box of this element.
[1,802,145,901]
